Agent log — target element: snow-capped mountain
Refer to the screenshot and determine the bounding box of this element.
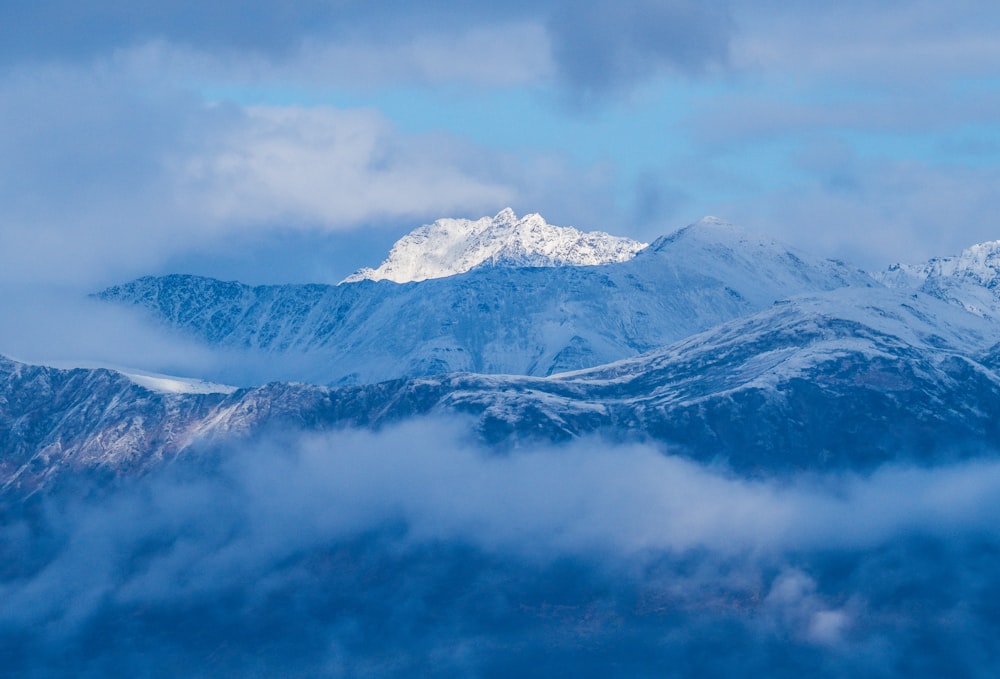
[879,239,1000,320]
[19,218,1000,500]
[97,217,872,385]
[341,208,647,283]
[8,281,1000,498]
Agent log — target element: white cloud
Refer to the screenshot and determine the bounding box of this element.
[177,104,514,228]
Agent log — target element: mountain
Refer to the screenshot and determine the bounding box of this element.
[96,217,873,385]
[879,239,1000,319]
[11,224,1000,677]
[0,357,229,497]
[9,283,1000,499]
[341,208,647,283]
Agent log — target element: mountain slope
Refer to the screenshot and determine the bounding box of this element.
[9,285,1000,498]
[341,208,647,283]
[0,357,228,496]
[97,218,873,385]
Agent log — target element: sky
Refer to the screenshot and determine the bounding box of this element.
[2,0,1000,288]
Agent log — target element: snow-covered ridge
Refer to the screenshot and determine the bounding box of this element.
[878,239,1000,319]
[98,216,874,386]
[341,208,647,284]
[880,240,1000,287]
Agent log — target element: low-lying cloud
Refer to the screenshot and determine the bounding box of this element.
[3,419,1000,675]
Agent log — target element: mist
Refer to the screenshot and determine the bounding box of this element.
[3,418,1000,676]
[0,283,327,387]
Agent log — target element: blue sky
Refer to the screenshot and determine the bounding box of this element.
[2,0,1000,285]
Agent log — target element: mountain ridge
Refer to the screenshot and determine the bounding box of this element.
[879,239,1000,320]
[341,208,648,284]
[7,285,1000,499]
[98,217,872,385]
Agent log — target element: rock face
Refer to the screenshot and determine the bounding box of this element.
[97,217,872,385]
[341,208,648,283]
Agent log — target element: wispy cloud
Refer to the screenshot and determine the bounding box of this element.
[177,105,514,227]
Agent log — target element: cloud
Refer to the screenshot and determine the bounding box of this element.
[0,58,617,288]
[3,419,1000,674]
[5,419,1000,616]
[177,104,513,227]
[113,23,555,91]
[546,0,731,103]
[731,0,1000,84]
[0,284,278,385]
[0,1,734,98]
[0,0,341,62]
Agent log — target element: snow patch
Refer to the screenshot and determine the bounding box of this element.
[123,372,238,395]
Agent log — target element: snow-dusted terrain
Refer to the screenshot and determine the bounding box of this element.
[98,216,872,385]
[879,239,1000,320]
[10,216,1000,678]
[341,208,647,283]
[6,216,1000,492]
[8,281,1000,495]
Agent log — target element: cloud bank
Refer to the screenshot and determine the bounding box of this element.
[3,419,1000,675]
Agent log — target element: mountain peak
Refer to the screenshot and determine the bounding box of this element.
[648,216,765,253]
[692,215,734,228]
[493,207,518,224]
[341,209,647,284]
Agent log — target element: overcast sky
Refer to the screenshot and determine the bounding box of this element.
[2,1,999,286]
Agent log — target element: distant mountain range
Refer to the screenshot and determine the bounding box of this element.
[5,284,1000,500]
[96,215,871,385]
[5,212,1000,499]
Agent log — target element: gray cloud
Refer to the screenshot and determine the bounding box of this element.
[731,0,1000,83]
[7,419,1000,620]
[0,285,247,382]
[546,0,731,103]
[0,1,340,62]
[0,1,734,98]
